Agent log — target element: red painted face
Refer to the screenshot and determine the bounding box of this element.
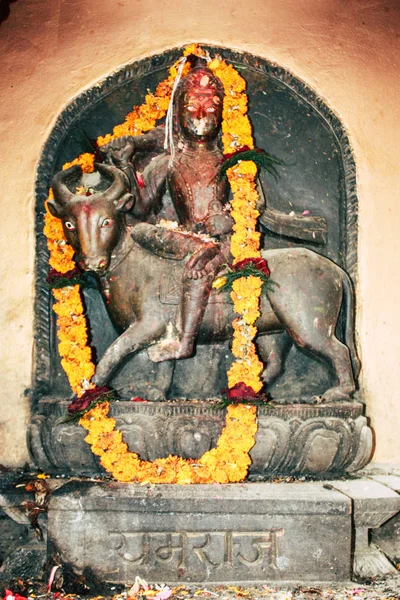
[177,70,223,141]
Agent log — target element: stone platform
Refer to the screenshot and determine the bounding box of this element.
[28,399,372,478]
[47,481,353,585]
[2,473,399,586]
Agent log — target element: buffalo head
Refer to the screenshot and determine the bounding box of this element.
[48,163,134,272]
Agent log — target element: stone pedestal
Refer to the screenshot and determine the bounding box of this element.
[28,399,372,478]
[47,481,352,584]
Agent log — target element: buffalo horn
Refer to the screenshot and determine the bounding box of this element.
[52,165,81,206]
[95,162,129,203]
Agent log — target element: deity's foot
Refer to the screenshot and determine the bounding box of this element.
[147,336,194,363]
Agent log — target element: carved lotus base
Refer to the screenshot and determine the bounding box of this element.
[28,399,372,477]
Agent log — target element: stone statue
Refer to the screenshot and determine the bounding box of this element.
[101,57,234,363]
[48,160,359,402]
[29,47,373,481]
[46,56,360,402]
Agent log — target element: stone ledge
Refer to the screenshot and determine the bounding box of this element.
[328,479,400,528]
[28,399,372,477]
[49,480,351,515]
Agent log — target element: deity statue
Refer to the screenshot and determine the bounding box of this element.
[47,54,358,402]
[101,56,236,362]
[31,46,372,483]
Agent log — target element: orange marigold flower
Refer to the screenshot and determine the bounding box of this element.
[63,153,95,173]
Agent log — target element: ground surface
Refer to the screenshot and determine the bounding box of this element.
[2,576,400,600]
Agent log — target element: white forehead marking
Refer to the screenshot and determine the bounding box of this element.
[81,172,101,187]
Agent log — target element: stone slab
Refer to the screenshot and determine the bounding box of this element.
[368,476,400,564]
[48,481,352,585]
[369,474,400,493]
[328,479,400,578]
[328,479,400,528]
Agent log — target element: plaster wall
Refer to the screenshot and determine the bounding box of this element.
[0,0,399,467]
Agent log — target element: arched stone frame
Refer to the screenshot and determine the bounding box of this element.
[32,44,358,402]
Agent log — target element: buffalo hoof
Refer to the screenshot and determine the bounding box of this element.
[317,386,354,403]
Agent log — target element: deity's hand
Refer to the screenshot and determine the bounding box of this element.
[100,136,136,167]
[184,243,219,280]
[204,212,234,237]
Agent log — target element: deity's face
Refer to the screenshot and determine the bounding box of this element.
[177,71,223,142]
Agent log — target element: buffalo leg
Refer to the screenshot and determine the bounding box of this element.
[93,320,165,386]
[312,337,356,402]
[266,300,355,402]
[257,332,292,390]
[287,326,355,402]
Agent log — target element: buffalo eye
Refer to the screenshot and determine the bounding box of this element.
[65,221,76,231]
[101,218,113,228]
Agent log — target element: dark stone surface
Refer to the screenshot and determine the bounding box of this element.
[47,481,352,584]
[0,515,29,566]
[28,400,372,477]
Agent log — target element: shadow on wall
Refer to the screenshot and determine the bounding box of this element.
[0,0,18,25]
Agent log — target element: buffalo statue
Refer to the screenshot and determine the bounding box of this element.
[48,163,360,402]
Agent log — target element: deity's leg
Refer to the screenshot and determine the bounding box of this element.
[147,253,219,363]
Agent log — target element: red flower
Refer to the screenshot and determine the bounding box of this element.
[131,396,147,403]
[89,138,104,164]
[233,257,270,277]
[68,386,111,414]
[223,382,261,401]
[223,145,252,160]
[226,383,259,399]
[46,267,81,283]
[3,591,28,600]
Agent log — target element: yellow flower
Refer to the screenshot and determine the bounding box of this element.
[183,43,200,57]
[77,401,257,484]
[212,276,227,289]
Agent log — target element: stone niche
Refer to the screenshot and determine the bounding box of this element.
[29,45,372,478]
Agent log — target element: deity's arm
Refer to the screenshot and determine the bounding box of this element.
[130,153,169,219]
[256,177,267,214]
[256,175,328,244]
[128,125,166,154]
[100,131,169,219]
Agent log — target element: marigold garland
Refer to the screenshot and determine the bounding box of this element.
[208,60,264,393]
[79,401,257,484]
[43,44,266,483]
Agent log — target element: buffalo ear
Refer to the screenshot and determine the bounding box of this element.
[115,192,135,213]
[47,199,64,219]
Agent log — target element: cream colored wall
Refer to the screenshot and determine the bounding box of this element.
[0,0,399,466]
